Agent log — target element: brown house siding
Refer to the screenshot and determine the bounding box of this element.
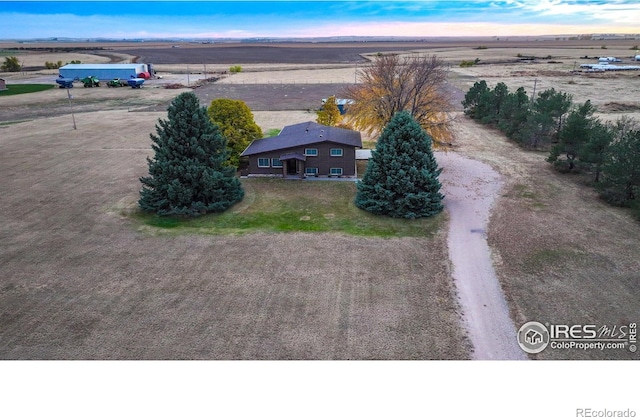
[247,142,357,177]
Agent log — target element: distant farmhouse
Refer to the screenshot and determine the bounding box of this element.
[241,122,362,178]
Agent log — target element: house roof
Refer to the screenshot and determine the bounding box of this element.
[241,122,362,156]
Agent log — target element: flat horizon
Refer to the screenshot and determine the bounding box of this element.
[1,1,640,40]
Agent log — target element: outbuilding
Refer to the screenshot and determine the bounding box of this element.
[241,122,362,178]
[0,78,6,91]
[58,64,151,81]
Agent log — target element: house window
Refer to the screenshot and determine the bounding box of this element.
[258,158,270,168]
[305,167,318,176]
[330,148,343,157]
[304,148,318,156]
[271,158,283,168]
[330,168,343,176]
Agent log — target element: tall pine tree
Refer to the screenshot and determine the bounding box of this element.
[355,111,444,219]
[139,92,244,216]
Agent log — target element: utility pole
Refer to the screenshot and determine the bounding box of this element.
[66,87,76,130]
[187,65,190,86]
[531,78,538,103]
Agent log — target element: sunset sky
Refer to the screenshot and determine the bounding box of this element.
[1,1,639,39]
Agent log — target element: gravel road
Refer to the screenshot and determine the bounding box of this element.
[437,151,527,360]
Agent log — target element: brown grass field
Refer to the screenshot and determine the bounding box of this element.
[0,110,469,360]
[1,39,639,359]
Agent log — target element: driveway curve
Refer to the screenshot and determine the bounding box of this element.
[436,152,527,360]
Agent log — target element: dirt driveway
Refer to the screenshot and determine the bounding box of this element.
[437,152,527,360]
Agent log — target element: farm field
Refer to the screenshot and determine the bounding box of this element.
[1,39,639,359]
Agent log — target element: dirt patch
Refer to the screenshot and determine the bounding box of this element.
[600,102,640,112]
[191,83,351,111]
[116,43,443,65]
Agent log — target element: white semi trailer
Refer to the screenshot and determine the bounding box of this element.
[59,64,150,81]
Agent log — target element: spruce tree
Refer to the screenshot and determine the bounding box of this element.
[139,92,244,216]
[355,111,444,219]
[600,126,640,204]
[548,100,597,171]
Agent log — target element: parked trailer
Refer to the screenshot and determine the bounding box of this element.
[55,77,74,88]
[59,64,149,81]
[127,78,145,88]
[599,57,622,63]
[580,63,640,71]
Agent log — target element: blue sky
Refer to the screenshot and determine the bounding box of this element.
[1,1,639,39]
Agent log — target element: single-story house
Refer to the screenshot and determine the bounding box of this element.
[240,122,362,178]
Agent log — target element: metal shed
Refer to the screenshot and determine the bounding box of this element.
[58,64,149,81]
[0,78,6,91]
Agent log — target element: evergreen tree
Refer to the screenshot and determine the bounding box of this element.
[462,80,489,118]
[532,88,572,144]
[480,82,509,125]
[580,121,612,182]
[600,124,640,204]
[548,100,597,171]
[497,87,530,139]
[139,92,244,216]
[355,111,444,219]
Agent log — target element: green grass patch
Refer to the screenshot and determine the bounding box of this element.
[0,50,24,57]
[0,120,30,127]
[362,140,377,149]
[0,84,55,96]
[136,178,444,238]
[265,128,281,137]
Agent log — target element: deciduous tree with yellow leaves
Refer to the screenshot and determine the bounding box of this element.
[342,54,455,149]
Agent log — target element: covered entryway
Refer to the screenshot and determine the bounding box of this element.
[279,153,306,179]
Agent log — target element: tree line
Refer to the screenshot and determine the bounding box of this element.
[462,80,640,219]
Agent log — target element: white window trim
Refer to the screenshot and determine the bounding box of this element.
[330,148,344,157]
[271,158,283,168]
[257,158,270,168]
[305,167,319,176]
[330,167,343,176]
[304,148,318,156]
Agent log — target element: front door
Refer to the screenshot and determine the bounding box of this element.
[286,159,297,175]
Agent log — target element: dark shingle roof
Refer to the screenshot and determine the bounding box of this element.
[241,122,362,156]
